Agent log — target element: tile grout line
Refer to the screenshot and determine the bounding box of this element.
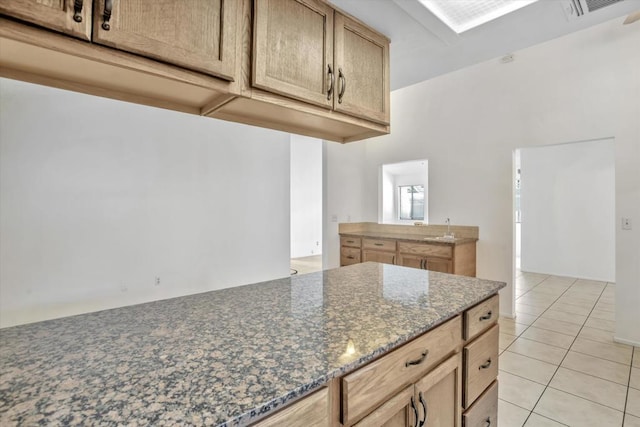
[506,274,580,425]
[623,346,635,426]
[510,274,628,424]
[521,278,619,426]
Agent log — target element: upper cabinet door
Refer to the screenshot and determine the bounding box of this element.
[92,0,239,81]
[334,13,390,125]
[253,0,334,108]
[0,0,92,40]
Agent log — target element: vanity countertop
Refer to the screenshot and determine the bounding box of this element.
[0,262,504,426]
[340,230,478,245]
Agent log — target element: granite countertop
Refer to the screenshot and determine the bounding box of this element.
[340,231,478,245]
[0,263,504,426]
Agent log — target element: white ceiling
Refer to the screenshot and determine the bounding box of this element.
[330,0,640,90]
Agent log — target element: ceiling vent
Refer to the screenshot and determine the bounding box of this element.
[562,0,624,20]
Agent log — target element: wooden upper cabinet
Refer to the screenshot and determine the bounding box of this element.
[334,13,390,125]
[253,0,334,108]
[92,0,239,81]
[0,0,92,40]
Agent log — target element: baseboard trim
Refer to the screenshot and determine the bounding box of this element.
[614,336,640,347]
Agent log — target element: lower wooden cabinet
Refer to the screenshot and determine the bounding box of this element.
[340,234,476,276]
[362,249,396,265]
[462,381,498,427]
[463,325,499,408]
[416,353,462,427]
[254,296,499,427]
[354,353,462,427]
[252,387,330,427]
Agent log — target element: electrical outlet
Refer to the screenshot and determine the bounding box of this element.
[155,277,161,286]
[622,218,632,230]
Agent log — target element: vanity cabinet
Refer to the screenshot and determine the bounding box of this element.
[397,242,456,275]
[0,0,92,40]
[361,238,396,265]
[253,0,390,124]
[340,234,477,277]
[341,236,362,266]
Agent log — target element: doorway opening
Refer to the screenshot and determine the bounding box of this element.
[513,138,615,281]
[290,135,323,275]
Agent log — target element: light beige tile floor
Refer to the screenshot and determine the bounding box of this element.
[498,271,639,427]
[290,254,323,275]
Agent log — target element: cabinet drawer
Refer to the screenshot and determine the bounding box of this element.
[397,242,452,259]
[464,295,499,341]
[341,247,361,266]
[463,325,499,409]
[253,387,330,427]
[342,316,462,425]
[362,238,396,252]
[341,236,362,248]
[463,380,498,427]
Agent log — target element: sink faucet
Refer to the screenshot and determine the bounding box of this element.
[445,218,453,238]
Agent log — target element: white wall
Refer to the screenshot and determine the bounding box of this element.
[322,141,367,269]
[0,79,291,328]
[520,140,615,281]
[290,135,322,258]
[325,17,640,344]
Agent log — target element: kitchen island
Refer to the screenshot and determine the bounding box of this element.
[0,262,504,426]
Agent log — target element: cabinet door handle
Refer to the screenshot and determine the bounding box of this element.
[102,0,113,31]
[479,358,492,370]
[392,255,396,264]
[338,68,346,103]
[346,255,355,259]
[73,0,83,22]
[327,64,335,101]
[484,416,491,427]
[479,311,493,321]
[405,349,429,367]
[410,396,419,427]
[418,391,428,427]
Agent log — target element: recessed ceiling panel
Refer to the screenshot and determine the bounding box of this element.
[418,0,539,33]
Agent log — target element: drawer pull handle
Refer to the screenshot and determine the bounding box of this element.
[418,391,428,426]
[484,416,491,427]
[479,311,493,321]
[479,359,492,370]
[347,240,354,243]
[405,350,429,367]
[346,255,355,259]
[374,243,384,246]
[410,396,419,427]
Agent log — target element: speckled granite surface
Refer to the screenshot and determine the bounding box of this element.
[0,262,504,426]
[340,231,478,245]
